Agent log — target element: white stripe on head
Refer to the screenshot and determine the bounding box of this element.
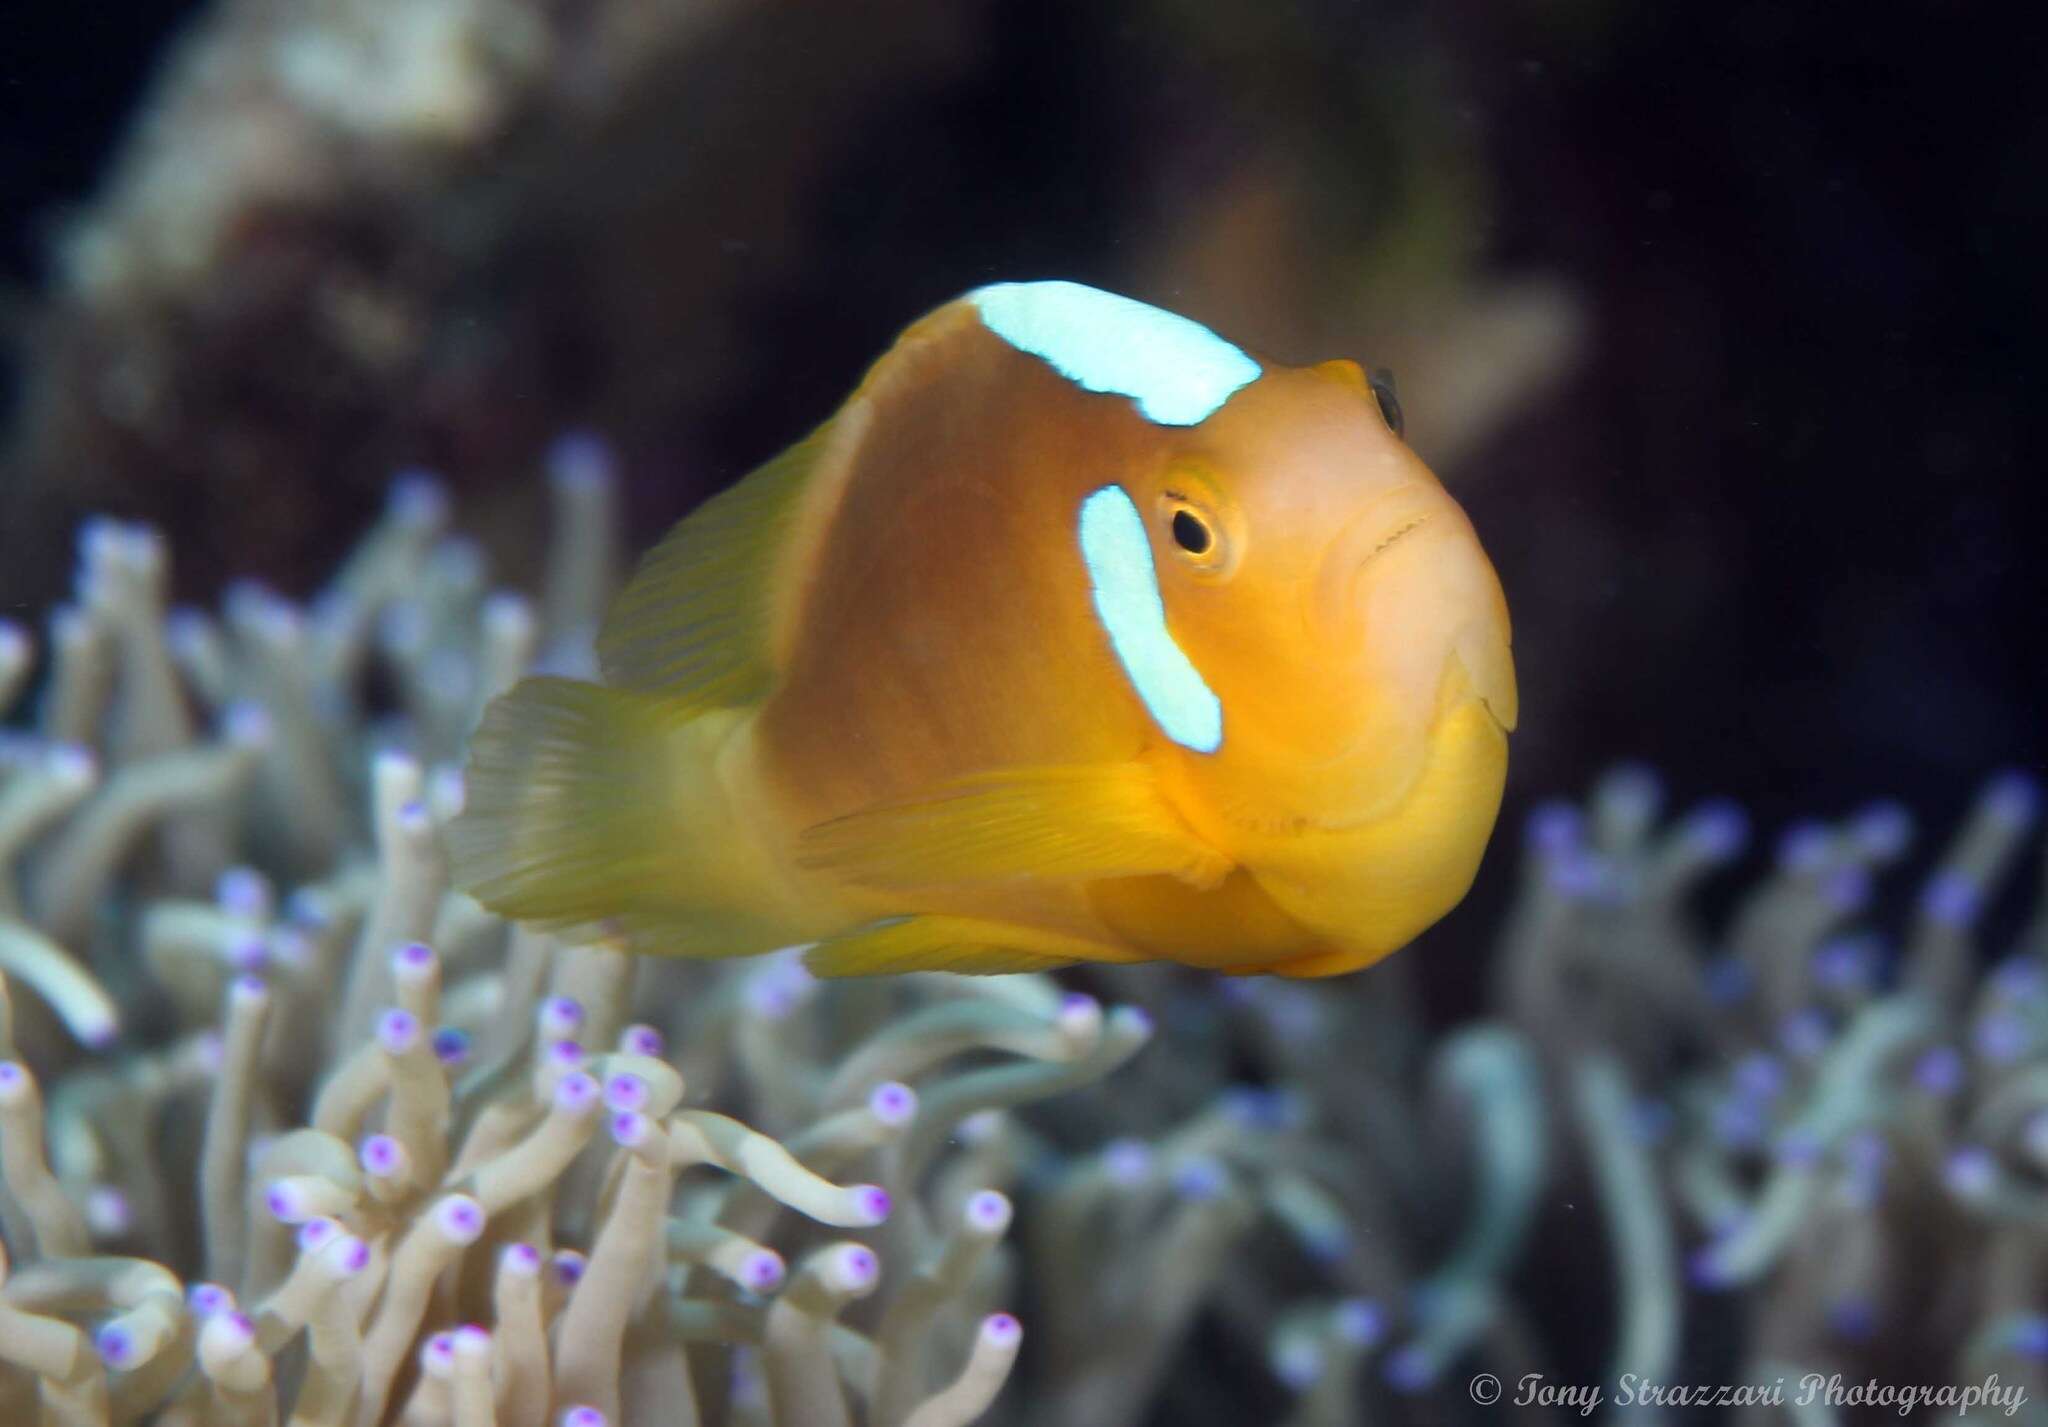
[1077,485,1223,753]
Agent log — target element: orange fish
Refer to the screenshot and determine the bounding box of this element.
[451,281,1516,977]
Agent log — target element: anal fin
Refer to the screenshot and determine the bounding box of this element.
[803,916,1132,978]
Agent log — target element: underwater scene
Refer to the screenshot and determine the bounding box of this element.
[2,3,2045,1424]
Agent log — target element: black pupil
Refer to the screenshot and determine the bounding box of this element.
[1172,509,1211,554]
[1368,368,1405,439]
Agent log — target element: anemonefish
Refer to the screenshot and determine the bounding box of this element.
[450,280,1516,978]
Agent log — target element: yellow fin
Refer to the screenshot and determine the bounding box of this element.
[803,916,1114,977]
[449,676,685,933]
[796,763,1231,890]
[597,410,862,708]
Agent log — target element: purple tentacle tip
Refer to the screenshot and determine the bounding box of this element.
[1713,1100,1764,1149]
[330,1236,371,1274]
[79,1013,120,1050]
[1171,1155,1229,1202]
[376,1008,421,1053]
[556,1070,601,1114]
[1775,821,1830,874]
[216,866,270,917]
[361,1134,405,1175]
[1991,957,2046,1000]
[743,1251,786,1291]
[392,941,436,974]
[297,1217,339,1251]
[1944,1147,1997,1200]
[1812,936,1878,991]
[47,743,99,788]
[1919,870,1981,927]
[841,1246,879,1285]
[620,1024,665,1057]
[503,1243,544,1276]
[983,1312,1023,1347]
[1914,1046,1966,1095]
[1334,1298,1386,1346]
[436,1195,486,1242]
[96,1324,137,1368]
[560,1409,608,1427]
[541,997,585,1035]
[551,1251,587,1285]
[188,1283,233,1316]
[388,470,450,526]
[1545,849,1610,900]
[851,1185,892,1225]
[1984,769,2042,826]
[1974,1013,2028,1064]
[1772,1130,1823,1167]
[1055,993,1102,1036]
[1602,761,1662,811]
[1820,864,1869,913]
[1383,1345,1434,1394]
[1525,800,1582,856]
[965,1190,1013,1234]
[1682,799,1750,859]
[604,1073,650,1113]
[1687,1244,1734,1291]
[1103,1137,1152,1186]
[610,1110,654,1147]
[868,1081,916,1126]
[548,432,617,491]
[2012,1315,2048,1359]
[1779,1010,1832,1060]
[1828,1298,1878,1343]
[1731,1053,1784,1102]
[432,1027,472,1065]
[85,1185,132,1235]
[1849,801,1914,860]
[225,936,271,974]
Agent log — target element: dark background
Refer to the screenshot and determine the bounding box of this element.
[4,0,2043,891]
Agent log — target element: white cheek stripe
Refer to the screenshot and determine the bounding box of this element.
[1077,485,1223,754]
[970,280,1260,426]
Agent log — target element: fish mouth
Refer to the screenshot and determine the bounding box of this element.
[1450,620,1518,733]
[1359,513,1432,568]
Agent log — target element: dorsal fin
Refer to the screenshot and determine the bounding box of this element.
[596,300,989,708]
[597,411,862,706]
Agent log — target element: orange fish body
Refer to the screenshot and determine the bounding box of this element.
[453,282,1516,977]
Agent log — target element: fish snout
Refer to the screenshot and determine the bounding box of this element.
[1335,498,1516,736]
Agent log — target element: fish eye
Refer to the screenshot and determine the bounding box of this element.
[1368,367,1405,440]
[1171,509,1213,555]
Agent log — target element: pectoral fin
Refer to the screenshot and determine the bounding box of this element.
[795,763,1230,890]
[803,916,1136,978]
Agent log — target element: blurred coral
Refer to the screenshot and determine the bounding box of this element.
[7,446,2046,1425]
[0,455,1135,1426]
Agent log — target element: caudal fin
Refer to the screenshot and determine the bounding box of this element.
[449,676,681,936]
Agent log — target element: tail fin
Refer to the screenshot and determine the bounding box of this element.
[449,676,683,936]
